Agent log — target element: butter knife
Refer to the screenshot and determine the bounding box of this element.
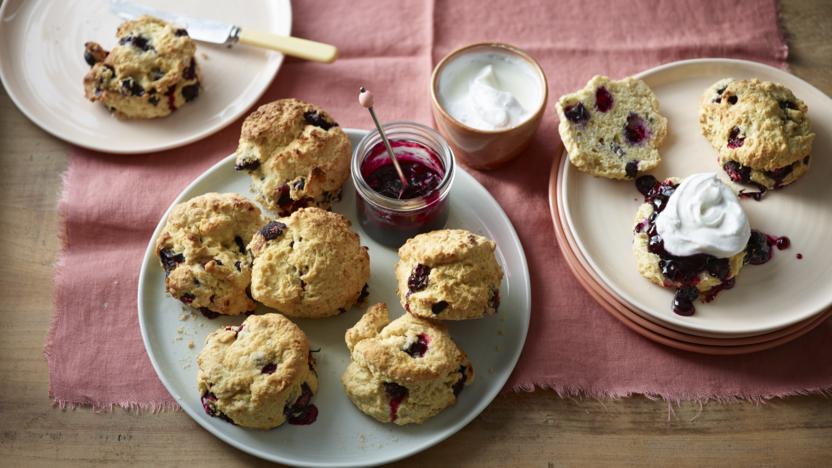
[110,0,337,63]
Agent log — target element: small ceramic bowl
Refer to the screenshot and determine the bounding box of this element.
[430,42,548,170]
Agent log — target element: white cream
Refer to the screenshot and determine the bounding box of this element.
[438,51,541,131]
[655,173,750,258]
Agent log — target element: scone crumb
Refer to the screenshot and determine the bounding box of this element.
[187,340,194,349]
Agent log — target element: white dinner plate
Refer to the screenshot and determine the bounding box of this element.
[562,58,832,337]
[0,0,290,154]
[137,129,531,466]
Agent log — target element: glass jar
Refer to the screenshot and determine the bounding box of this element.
[351,122,455,247]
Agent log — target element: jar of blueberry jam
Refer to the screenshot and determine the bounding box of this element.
[352,122,455,247]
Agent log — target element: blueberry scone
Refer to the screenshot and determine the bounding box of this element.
[155,193,264,316]
[699,78,815,195]
[632,173,753,316]
[396,229,502,320]
[83,16,200,119]
[234,99,352,216]
[248,207,370,318]
[341,303,474,425]
[557,75,668,179]
[197,313,319,429]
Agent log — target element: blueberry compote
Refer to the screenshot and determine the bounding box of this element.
[635,176,734,316]
[354,129,452,247]
[362,140,444,199]
[635,176,791,315]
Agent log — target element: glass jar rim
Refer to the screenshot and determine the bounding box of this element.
[351,121,455,212]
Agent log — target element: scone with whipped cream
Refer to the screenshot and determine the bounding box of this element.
[699,78,815,196]
[341,303,474,425]
[632,173,750,315]
[83,16,200,118]
[234,99,352,215]
[557,75,668,179]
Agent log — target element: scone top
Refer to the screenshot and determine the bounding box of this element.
[556,75,668,180]
[111,16,196,90]
[699,78,814,171]
[347,304,472,384]
[201,314,312,398]
[698,78,816,194]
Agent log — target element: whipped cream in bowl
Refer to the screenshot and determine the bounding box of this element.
[439,58,540,131]
[655,172,751,258]
[430,42,548,169]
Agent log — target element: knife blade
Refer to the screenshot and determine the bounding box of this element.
[110,0,239,46]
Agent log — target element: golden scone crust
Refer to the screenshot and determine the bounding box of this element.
[83,16,200,119]
[556,75,668,179]
[155,193,264,315]
[341,304,474,425]
[248,207,370,318]
[234,99,352,215]
[699,78,815,190]
[632,178,745,296]
[196,313,318,429]
[396,229,502,320]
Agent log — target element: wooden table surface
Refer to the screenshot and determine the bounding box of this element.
[1,1,830,466]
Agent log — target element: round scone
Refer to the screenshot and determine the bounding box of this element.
[341,303,474,425]
[234,99,352,216]
[83,16,200,119]
[197,313,319,429]
[699,78,815,192]
[396,229,502,320]
[633,174,750,315]
[556,75,668,179]
[155,193,264,316]
[248,207,370,318]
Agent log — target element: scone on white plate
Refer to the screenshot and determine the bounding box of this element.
[341,303,474,425]
[234,99,352,216]
[247,207,370,318]
[197,313,319,429]
[699,78,815,196]
[83,16,200,119]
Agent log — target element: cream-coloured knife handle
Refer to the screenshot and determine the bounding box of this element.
[238,29,337,63]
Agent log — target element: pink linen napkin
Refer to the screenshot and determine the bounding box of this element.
[47,0,832,410]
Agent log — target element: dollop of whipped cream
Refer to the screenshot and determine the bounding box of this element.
[655,173,750,258]
[452,65,528,130]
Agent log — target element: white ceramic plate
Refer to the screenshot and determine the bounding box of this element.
[0,0,290,154]
[137,129,531,466]
[562,58,832,337]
